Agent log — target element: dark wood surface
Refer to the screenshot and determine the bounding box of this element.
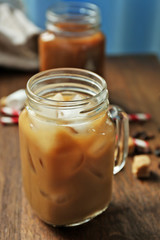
[0,56,160,240]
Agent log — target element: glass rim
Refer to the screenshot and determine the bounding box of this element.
[46,1,101,28]
[26,68,108,110]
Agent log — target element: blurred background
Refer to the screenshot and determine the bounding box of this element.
[5,0,160,57]
[0,0,160,71]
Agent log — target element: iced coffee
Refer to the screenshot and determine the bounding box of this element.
[39,2,105,75]
[19,68,128,226]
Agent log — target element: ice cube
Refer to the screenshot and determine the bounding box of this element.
[28,92,91,133]
[87,134,107,157]
[28,93,65,128]
[72,93,84,101]
[69,121,91,133]
[27,107,57,130]
[40,190,71,205]
[50,93,68,119]
[57,93,91,132]
[50,93,64,101]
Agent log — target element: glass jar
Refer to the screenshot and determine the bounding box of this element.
[39,2,105,75]
[19,68,128,226]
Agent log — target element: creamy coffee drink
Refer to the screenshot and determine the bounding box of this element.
[19,92,115,226]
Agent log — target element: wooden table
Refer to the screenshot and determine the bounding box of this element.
[0,56,160,240]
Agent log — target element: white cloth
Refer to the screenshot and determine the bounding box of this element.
[0,3,41,70]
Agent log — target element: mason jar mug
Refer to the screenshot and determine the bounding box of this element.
[19,68,129,226]
[39,1,105,75]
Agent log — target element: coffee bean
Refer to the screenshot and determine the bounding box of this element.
[133,131,155,140]
[154,146,160,157]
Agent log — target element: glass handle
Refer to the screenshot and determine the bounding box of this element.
[109,105,129,174]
